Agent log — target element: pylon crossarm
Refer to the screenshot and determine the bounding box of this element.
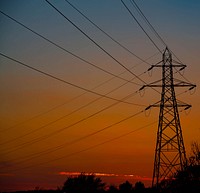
[176,99,192,109]
[149,103,191,108]
[173,79,196,87]
[151,64,186,68]
[141,80,196,88]
[143,84,195,88]
[172,59,187,66]
[147,60,163,71]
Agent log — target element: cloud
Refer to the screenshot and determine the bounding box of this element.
[58,171,151,181]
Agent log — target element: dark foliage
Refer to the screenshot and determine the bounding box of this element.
[134,181,145,192]
[119,181,132,192]
[7,142,200,193]
[62,173,105,193]
[107,185,118,193]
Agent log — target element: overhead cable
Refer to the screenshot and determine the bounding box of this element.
[64,0,150,65]
[0,75,146,147]
[45,0,148,85]
[2,111,154,171]
[120,0,162,53]
[0,52,138,105]
[129,0,192,84]
[1,90,141,155]
[130,0,166,47]
[0,10,139,86]
[0,51,159,133]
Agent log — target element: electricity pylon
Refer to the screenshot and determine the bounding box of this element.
[141,47,196,187]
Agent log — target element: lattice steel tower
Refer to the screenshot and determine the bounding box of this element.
[143,47,196,187]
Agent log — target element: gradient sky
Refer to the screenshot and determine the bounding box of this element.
[0,0,200,191]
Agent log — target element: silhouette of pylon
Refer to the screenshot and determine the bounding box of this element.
[141,47,196,187]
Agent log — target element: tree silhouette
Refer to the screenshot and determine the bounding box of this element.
[119,181,132,193]
[172,141,200,193]
[107,185,118,193]
[62,173,105,193]
[189,141,200,166]
[134,181,145,193]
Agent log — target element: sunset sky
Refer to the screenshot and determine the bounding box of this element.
[0,0,200,191]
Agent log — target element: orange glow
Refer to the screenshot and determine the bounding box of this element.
[0,173,15,176]
[0,0,200,192]
[58,171,152,181]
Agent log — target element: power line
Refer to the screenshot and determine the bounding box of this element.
[121,0,189,99]
[0,52,139,105]
[45,0,148,85]
[12,112,196,171]
[3,112,155,171]
[129,0,192,84]
[0,73,146,147]
[120,0,162,53]
[1,90,141,155]
[5,109,145,165]
[130,0,166,47]
[0,66,136,134]
[0,1,195,179]
[2,81,191,152]
[0,95,82,133]
[0,51,159,134]
[64,0,150,65]
[0,4,161,95]
[0,10,139,86]
[0,8,160,134]
[0,54,190,152]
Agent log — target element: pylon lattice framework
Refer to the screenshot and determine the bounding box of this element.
[142,47,196,186]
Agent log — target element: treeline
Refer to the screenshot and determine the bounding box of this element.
[61,174,148,193]
[7,142,200,193]
[9,166,200,193]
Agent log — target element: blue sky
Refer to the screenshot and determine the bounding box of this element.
[0,0,200,191]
